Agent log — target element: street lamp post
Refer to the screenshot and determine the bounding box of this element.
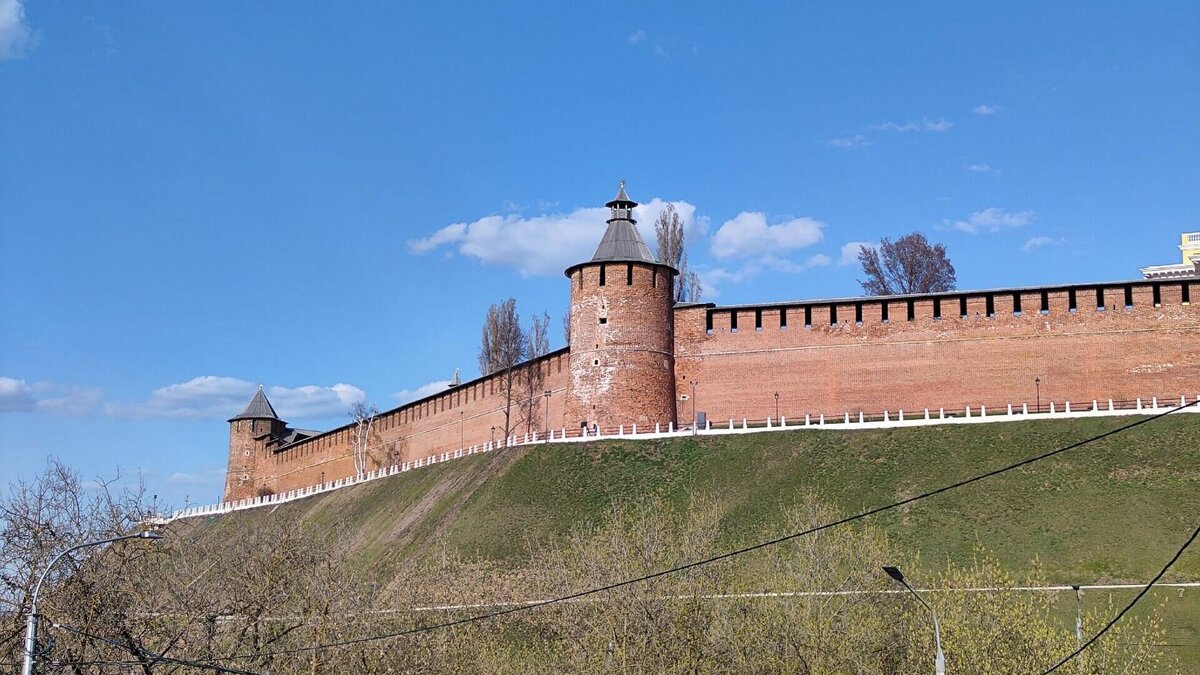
[1071,584,1083,647]
[883,566,945,675]
[1035,376,1041,414]
[774,391,780,422]
[490,425,496,448]
[690,381,698,435]
[24,531,163,675]
[543,389,552,440]
[460,411,464,452]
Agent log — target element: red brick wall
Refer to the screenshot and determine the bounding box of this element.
[675,280,1200,424]
[564,261,677,430]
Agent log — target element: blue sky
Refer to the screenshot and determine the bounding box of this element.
[2,2,1197,507]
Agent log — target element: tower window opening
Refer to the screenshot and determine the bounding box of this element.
[652,269,657,288]
[881,302,889,323]
[985,294,995,318]
[855,302,863,324]
[705,311,713,334]
[599,317,607,325]
[1068,288,1077,312]
[1040,290,1049,314]
[906,299,915,321]
[626,264,633,285]
[1095,287,1105,310]
[578,270,584,289]
[933,298,942,320]
[1182,282,1191,305]
[755,309,762,330]
[780,307,788,329]
[804,306,812,328]
[730,311,738,333]
[1124,285,1134,308]
[830,304,838,325]
[1012,292,1022,316]
[1152,283,1161,306]
[960,295,968,318]
[599,265,606,286]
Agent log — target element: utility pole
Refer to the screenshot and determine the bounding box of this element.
[24,532,162,675]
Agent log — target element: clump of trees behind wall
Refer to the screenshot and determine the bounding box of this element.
[858,232,957,295]
[1,460,1180,674]
[478,298,551,442]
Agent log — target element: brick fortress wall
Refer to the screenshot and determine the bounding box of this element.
[227,350,569,501]
[674,279,1200,424]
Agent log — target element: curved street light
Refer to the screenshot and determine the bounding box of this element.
[883,565,945,675]
[23,531,163,675]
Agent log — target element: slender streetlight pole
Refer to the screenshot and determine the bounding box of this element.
[774,391,780,422]
[1071,584,1084,647]
[1035,376,1041,414]
[690,381,697,435]
[883,566,945,675]
[459,411,464,452]
[490,425,496,448]
[24,531,163,675]
[543,390,552,440]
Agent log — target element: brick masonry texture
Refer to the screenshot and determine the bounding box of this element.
[226,275,1200,503]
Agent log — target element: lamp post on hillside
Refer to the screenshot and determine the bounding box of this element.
[883,566,944,675]
[774,391,780,422]
[490,425,496,448]
[460,411,464,452]
[24,532,163,675]
[543,389,552,439]
[690,381,698,435]
[1035,376,1042,414]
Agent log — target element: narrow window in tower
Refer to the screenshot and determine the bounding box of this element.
[830,304,838,325]
[599,265,606,286]
[730,311,738,333]
[627,263,633,285]
[855,302,863,324]
[780,307,788,329]
[933,298,942,320]
[1096,287,1105,311]
[1040,290,1049,314]
[986,294,995,318]
[906,299,915,321]
[599,317,607,325]
[706,311,713,334]
[804,306,812,328]
[652,269,657,288]
[1124,285,1134,309]
[1182,282,1191,305]
[1012,292,1022,316]
[961,296,969,318]
[881,302,889,323]
[578,270,584,289]
[755,308,762,331]
[1152,283,1161,307]
[1068,289,1077,312]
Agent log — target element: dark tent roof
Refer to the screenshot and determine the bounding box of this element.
[230,387,279,421]
[590,219,656,264]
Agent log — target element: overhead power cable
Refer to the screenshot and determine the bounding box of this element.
[50,622,266,675]
[198,398,1196,662]
[1040,521,1200,674]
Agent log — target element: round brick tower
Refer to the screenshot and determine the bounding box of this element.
[224,386,285,502]
[563,182,677,432]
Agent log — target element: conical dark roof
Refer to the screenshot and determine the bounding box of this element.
[590,220,656,264]
[230,386,279,421]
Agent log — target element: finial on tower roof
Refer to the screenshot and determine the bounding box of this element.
[605,180,637,209]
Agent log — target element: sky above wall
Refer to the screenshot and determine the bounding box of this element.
[2,1,1198,508]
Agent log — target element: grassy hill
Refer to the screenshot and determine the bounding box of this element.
[196,413,1200,665]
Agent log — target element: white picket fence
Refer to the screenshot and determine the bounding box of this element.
[156,393,1199,524]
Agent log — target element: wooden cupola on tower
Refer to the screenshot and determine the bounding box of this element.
[224,386,286,502]
[563,182,678,432]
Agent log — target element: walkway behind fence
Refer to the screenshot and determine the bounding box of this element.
[156,393,1200,524]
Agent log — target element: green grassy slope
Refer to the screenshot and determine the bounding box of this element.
[196,414,1200,664]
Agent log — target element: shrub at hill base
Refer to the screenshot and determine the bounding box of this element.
[1,462,1179,674]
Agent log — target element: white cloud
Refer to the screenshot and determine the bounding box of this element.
[107,376,365,421]
[0,377,102,415]
[1022,236,1064,252]
[710,212,825,259]
[839,241,874,266]
[627,30,646,44]
[946,207,1035,234]
[167,468,226,487]
[392,379,454,405]
[0,0,32,60]
[965,163,999,173]
[869,118,953,133]
[0,377,35,412]
[699,253,831,298]
[828,134,870,149]
[406,198,700,277]
[973,104,1003,115]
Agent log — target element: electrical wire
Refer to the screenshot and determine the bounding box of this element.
[1039,521,1200,674]
[199,398,1198,661]
[50,622,266,675]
